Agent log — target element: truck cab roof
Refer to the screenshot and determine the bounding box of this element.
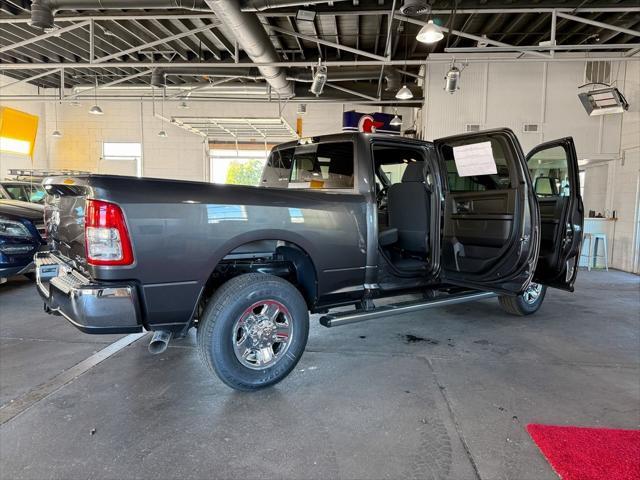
[274,132,433,151]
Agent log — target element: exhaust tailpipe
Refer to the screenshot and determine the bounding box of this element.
[148,330,172,354]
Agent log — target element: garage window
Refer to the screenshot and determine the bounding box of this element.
[210,147,269,186]
[102,142,142,161]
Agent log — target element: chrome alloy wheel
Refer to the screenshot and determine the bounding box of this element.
[232,300,293,370]
[522,282,543,305]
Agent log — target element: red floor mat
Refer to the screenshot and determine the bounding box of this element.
[527,424,640,480]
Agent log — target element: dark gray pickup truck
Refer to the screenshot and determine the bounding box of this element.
[35,130,583,391]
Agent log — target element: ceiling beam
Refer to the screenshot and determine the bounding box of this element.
[0,69,61,90]
[0,19,90,54]
[64,69,154,99]
[2,56,638,72]
[268,25,387,61]
[555,11,640,38]
[1,6,639,24]
[396,14,552,59]
[446,43,640,53]
[0,13,220,23]
[93,23,221,63]
[325,82,378,101]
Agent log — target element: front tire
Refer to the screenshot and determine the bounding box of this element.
[498,282,547,316]
[197,273,309,391]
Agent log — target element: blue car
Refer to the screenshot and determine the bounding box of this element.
[0,199,46,282]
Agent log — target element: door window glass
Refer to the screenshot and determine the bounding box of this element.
[4,185,29,202]
[381,163,409,185]
[528,145,570,197]
[442,138,511,192]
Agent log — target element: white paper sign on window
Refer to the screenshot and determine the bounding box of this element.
[453,141,498,177]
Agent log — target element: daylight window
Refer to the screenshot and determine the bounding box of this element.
[102,142,142,161]
[210,145,270,186]
[0,137,31,156]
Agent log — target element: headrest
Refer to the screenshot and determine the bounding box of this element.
[402,162,425,182]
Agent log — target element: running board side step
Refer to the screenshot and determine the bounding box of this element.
[319,291,498,328]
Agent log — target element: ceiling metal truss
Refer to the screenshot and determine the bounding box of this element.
[0,1,638,104]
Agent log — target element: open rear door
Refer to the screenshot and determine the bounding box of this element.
[434,129,539,295]
[526,137,583,291]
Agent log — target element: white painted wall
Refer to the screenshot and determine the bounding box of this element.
[1,74,414,183]
[422,56,639,273]
[41,99,412,181]
[609,61,640,273]
[422,58,624,157]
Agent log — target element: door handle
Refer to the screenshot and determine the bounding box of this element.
[456,201,471,213]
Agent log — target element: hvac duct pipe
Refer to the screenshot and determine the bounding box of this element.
[30,0,210,29]
[205,0,293,97]
[151,67,261,87]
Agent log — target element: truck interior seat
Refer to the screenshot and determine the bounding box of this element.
[387,161,430,254]
[379,161,431,271]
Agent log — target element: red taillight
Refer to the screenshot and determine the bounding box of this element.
[84,199,134,266]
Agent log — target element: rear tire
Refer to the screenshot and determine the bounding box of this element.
[197,273,309,391]
[499,282,547,316]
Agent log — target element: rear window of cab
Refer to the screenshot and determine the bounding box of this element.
[261,141,354,190]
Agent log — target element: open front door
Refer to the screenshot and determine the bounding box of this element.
[526,137,583,291]
[434,129,539,295]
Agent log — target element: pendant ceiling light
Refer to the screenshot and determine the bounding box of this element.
[390,110,402,126]
[89,76,103,115]
[89,105,104,115]
[158,88,168,138]
[395,85,413,100]
[396,28,414,100]
[416,19,444,44]
[52,93,62,137]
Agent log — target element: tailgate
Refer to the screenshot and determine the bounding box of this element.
[43,179,90,269]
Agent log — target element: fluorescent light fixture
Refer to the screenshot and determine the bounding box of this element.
[89,105,104,115]
[157,130,168,138]
[416,20,444,44]
[296,9,316,22]
[578,87,630,116]
[390,114,402,126]
[51,130,62,138]
[395,85,413,100]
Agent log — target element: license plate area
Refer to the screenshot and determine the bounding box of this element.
[39,264,59,280]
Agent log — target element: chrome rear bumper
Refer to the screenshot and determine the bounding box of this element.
[35,252,143,334]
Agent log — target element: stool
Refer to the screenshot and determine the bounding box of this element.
[581,233,609,271]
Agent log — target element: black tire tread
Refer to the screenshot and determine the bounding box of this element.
[498,295,526,316]
[196,273,307,391]
[498,285,547,316]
